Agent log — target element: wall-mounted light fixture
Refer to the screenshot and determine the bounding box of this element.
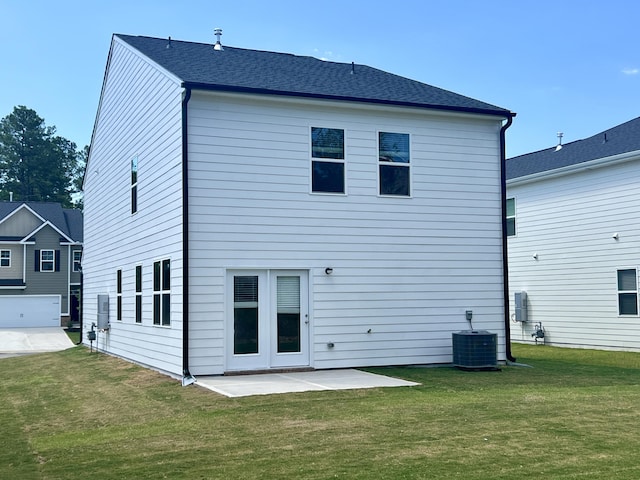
[325,267,333,275]
[533,253,539,260]
[612,233,619,240]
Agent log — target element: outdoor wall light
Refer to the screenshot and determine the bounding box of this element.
[613,233,619,240]
[325,267,333,275]
[533,253,539,260]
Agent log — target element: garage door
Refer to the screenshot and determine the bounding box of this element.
[0,295,61,328]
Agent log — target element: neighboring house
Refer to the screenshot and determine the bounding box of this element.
[83,33,515,382]
[506,116,640,351]
[0,202,83,328]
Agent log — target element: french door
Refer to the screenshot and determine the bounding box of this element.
[226,270,309,371]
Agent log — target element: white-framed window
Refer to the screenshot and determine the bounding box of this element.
[506,198,516,237]
[617,268,638,315]
[153,259,170,326]
[73,251,82,272]
[116,269,122,321]
[311,127,345,194]
[35,249,59,272]
[378,131,410,196]
[0,249,10,267]
[131,156,138,214]
[135,265,142,324]
[41,250,55,272]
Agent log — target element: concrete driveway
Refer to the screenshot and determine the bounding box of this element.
[0,327,75,358]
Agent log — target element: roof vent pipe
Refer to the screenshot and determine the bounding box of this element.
[166,36,172,49]
[603,132,608,144]
[9,192,13,201]
[555,132,563,151]
[213,28,223,51]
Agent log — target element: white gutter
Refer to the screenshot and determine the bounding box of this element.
[507,149,640,186]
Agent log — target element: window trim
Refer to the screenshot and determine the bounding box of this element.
[617,268,638,316]
[506,197,516,237]
[0,249,10,268]
[377,131,411,197]
[153,259,171,326]
[310,126,346,195]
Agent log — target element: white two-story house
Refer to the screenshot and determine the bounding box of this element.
[83,33,515,382]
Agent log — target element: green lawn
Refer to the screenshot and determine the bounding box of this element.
[1,344,639,479]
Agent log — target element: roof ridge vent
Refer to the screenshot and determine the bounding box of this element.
[213,28,223,51]
[555,132,563,151]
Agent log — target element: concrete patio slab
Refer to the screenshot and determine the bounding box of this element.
[196,369,420,397]
[0,327,74,356]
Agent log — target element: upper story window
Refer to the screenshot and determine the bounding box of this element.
[131,156,138,214]
[506,198,516,237]
[0,250,10,267]
[73,251,82,272]
[34,249,60,272]
[153,259,171,326]
[617,268,638,315]
[311,127,345,194]
[379,132,410,196]
[41,250,55,271]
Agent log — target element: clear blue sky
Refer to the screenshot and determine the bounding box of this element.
[1,0,638,158]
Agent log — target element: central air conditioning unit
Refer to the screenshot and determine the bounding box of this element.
[452,330,498,370]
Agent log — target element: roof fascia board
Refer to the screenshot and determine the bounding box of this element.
[23,220,74,243]
[0,203,46,228]
[507,149,640,187]
[183,81,513,119]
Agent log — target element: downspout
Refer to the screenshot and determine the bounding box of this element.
[181,86,195,386]
[500,114,516,362]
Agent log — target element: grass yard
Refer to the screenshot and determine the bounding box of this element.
[1,344,639,479]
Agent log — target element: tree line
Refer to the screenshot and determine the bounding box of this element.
[0,106,86,208]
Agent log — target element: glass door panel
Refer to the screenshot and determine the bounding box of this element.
[233,276,259,354]
[277,276,301,353]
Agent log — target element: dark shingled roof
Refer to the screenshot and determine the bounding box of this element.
[0,202,83,242]
[116,34,512,118]
[507,116,640,180]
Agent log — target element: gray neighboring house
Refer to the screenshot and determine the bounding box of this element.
[506,116,640,351]
[0,202,83,328]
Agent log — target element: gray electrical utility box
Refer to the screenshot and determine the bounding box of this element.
[97,294,110,329]
[514,291,528,322]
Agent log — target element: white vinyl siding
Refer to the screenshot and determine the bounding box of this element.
[187,91,506,375]
[508,155,640,351]
[82,37,184,376]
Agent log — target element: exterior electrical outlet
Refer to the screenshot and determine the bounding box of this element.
[514,291,528,322]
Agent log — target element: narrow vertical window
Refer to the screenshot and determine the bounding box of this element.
[0,250,10,267]
[506,198,516,237]
[379,132,410,196]
[311,127,345,193]
[131,156,138,214]
[617,269,638,315]
[153,259,170,326]
[73,251,82,272]
[135,265,142,323]
[116,269,122,321]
